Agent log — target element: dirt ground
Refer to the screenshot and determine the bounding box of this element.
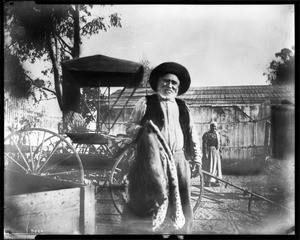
[96,155,295,235]
[3,156,295,238]
[192,155,295,235]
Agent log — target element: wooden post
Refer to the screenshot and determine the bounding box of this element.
[80,184,96,234]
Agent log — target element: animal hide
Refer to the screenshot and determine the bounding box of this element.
[126,121,185,231]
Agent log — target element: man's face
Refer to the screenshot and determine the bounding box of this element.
[157,74,180,99]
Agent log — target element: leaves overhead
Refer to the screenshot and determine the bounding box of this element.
[264,47,295,86]
[4,47,32,99]
[139,58,153,88]
[81,17,107,35]
[5,2,73,62]
[4,2,122,101]
[110,13,122,28]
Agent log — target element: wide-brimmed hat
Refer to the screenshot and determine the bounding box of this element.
[149,62,191,95]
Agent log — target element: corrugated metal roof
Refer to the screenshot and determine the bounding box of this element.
[110,85,294,107]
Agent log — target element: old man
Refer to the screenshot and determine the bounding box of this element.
[125,62,202,234]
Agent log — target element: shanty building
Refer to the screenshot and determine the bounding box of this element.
[107,85,294,174]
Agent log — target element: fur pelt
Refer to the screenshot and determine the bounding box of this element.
[126,121,185,231]
[127,122,168,216]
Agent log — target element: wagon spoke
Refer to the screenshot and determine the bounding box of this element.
[27,131,35,172]
[192,184,201,189]
[36,131,46,170]
[10,137,32,173]
[5,153,29,172]
[41,154,74,173]
[109,142,135,215]
[5,128,84,186]
[37,139,62,174]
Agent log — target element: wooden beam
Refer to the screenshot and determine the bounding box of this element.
[4,184,96,235]
[5,169,83,196]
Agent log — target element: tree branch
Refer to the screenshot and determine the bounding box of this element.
[57,35,73,52]
[41,87,56,95]
[25,73,57,95]
[60,45,73,56]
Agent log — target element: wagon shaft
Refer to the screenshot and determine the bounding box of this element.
[201,170,293,213]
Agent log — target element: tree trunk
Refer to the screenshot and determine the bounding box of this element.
[47,35,63,110]
[73,5,80,59]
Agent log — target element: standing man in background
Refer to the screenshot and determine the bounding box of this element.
[202,121,222,187]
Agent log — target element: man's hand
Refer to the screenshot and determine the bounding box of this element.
[191,162,202,178]
[195,162,202,173]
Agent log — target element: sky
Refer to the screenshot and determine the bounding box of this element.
[79,4,295,87]
[20,4,295,118]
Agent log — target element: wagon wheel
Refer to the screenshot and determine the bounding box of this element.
[4,128,84,185]
[109,144,204,215]
[190,168,204,213]
[109,142,136,215]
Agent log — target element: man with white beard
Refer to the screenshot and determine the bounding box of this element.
[126,62,202,234]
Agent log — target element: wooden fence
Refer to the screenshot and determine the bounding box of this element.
[108,103,271,174]
[4,92,272,173]
[4,95,61,136]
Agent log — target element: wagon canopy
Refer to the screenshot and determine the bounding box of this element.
[60,54,144,112]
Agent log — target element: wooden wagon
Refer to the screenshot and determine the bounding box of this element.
[4,54,204,235]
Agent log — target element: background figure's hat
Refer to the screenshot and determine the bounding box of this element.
[149,62,191,95]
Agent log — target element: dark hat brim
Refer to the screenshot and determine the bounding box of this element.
[149,62,191,95]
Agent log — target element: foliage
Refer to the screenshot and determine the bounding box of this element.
[139,58,153,88]
[79,87,110,127]
[4,47,32,99]
[4,2,122,103]
[264,47,295,85]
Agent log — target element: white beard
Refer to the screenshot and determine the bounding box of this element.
[157,91,177,101]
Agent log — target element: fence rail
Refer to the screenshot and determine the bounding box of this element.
[4,95,61,135]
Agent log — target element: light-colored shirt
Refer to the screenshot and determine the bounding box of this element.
[126,95,202,164]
